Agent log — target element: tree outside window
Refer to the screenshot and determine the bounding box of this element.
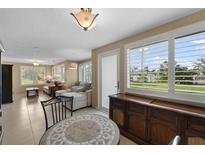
[21,66,46,85]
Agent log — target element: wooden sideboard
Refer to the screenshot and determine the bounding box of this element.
[109,93,205,145]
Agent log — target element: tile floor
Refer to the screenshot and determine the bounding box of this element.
[2,92,136,145]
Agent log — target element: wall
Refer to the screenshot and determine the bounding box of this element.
[52,60,78,88]
[91,9,205,108]
[2,61,52,94]
[3,59,79,94]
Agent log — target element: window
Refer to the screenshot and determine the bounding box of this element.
[21,66,34,85]
[53,64,65,81]
[127,41,168,91]
[79,62,92,83]
[125,21,205,104]
[37,67,46,84]
[21,66,46,85]
[175,32,205,94]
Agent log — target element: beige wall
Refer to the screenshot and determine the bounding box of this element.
[52,60,78,88]
[2,61,52,94]
[2,60,79,94]
[91,10,205,108]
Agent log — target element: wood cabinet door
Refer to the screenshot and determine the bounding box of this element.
[185,116,205,145]
[127,111,147,140]
[148,119,178,144]
[2,65,13,103]
[110,98,125,128]
[148,108,179,145]
[127,102,147,140]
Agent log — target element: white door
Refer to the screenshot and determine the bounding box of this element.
[99,50,119,110]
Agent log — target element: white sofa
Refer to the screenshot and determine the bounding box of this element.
[55,90,92,111]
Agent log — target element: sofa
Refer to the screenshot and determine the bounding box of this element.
[55,82,92,111]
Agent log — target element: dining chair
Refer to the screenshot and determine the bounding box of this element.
[41,96,74,130]
[168,135,181,145]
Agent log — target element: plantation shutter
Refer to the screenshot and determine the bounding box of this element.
[175,31,205,94]
[127,40,168,91]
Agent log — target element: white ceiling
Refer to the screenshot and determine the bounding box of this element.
[0,8,202,65]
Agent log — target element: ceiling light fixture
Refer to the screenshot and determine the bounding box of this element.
[33,46,40,66]
[69,63,77,70]
[33,60,39,66]
[70,8,99,31]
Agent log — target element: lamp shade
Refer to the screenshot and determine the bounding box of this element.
[70,8,99,31]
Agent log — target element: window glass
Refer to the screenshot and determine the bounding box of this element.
[21,66,34,85]
[21,66,46,85]
[175,32,205,94]
[36,67,46,84]
[79,62,92,83]
[53,64,65,81]
[127,41,168,91]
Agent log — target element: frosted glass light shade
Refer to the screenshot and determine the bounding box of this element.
[70,8,99,31]
[33,62,39,66]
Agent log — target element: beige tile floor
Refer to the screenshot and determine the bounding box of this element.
[2,92,136,145]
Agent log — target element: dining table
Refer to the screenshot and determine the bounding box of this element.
[39,114,120,145]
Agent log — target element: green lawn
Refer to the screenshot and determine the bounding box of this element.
[130,82,205,94]
[22,79,33,85]
[22,79,45,85]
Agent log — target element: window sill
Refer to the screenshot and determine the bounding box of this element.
[21,83,46,86]
[125,88,205,108]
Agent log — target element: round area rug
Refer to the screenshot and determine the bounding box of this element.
[40,114,120,145]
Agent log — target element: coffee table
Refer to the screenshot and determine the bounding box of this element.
[39,114,120,145]
[26,87,39,98]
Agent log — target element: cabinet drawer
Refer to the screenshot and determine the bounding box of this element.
[128,102,146,115]
[110,98,125,108]
[149,108,177,125]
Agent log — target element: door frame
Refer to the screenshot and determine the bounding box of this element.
[97,48,120,109]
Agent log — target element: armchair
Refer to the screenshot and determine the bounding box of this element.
[43,82,64,97]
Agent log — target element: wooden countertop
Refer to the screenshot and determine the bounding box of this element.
[109,93,153,105]
[109,93,205,118]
